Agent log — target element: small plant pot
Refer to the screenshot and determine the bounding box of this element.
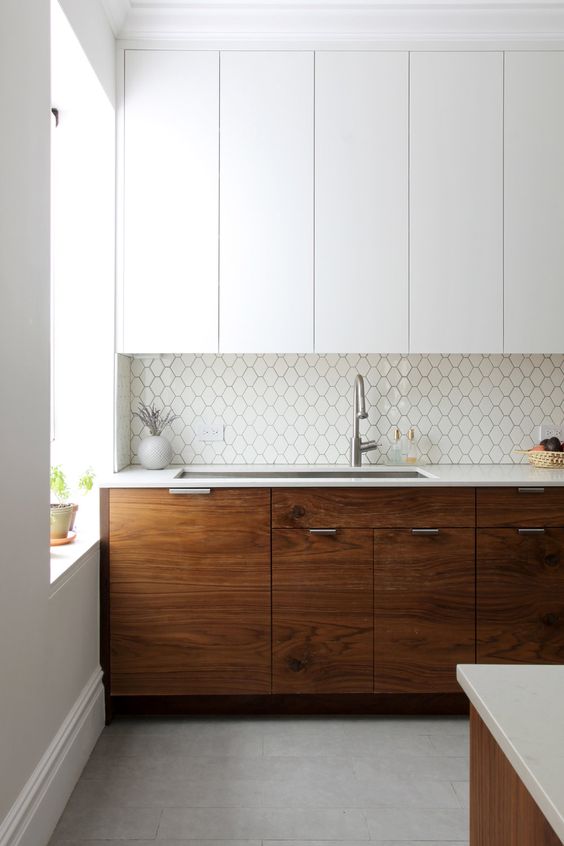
[50,503,74,540]
[69,503,79,532]
[138,435,173,470]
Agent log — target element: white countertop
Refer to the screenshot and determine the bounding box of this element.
[457,664,564,842]
[101,463,564,488]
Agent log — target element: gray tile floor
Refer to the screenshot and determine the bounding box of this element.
[50,716,470,845]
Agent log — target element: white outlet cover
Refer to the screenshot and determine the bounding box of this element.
[196,420,224,442]
[539,422,564,442]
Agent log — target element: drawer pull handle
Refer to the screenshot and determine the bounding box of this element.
[309,528,337,535]
[518,528,546,534]
[518,487,545,494]
[169,488,212,495]
[411,528,439,535]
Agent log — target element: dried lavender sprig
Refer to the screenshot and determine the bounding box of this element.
[132,401,180,436]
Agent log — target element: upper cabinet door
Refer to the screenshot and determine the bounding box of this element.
[315,53,408,353]
[122,51,219,353]
[219,52,314,353]
[410,52,503,353]
[505,53,564,353]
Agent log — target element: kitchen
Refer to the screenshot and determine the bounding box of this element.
[2,1,564,845]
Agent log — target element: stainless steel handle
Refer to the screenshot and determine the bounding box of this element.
[518,528,546,534]
[518,487,545,494]
[169,488,211,495]
[411,528,440,535]
[309,528,337,535]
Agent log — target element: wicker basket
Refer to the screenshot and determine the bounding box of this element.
[515,449,564,468]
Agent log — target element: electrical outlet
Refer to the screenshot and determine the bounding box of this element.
[196,420,224,443]
[539,422,564,442]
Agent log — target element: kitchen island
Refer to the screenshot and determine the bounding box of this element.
[457,664,564,845]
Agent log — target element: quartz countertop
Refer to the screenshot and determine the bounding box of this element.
[100,463,564,488]
[457,664,564,842]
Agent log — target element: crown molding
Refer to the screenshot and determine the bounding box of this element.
[105,0,564,42]
[100,0,131,35]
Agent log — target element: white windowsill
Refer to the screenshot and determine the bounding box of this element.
[50,501,100,589]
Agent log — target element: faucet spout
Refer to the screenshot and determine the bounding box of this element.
[350,374,379,467]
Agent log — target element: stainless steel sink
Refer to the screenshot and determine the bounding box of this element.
[175,469,431,480]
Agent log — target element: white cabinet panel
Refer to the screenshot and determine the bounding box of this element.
[219,52,314,353]
[410,52,503,353]
[315,52,408,353]
[505,52,564,353]
[122,51,219,353]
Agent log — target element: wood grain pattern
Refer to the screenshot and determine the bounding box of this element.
[470,706,561,845]
[477,528,564,665]
[477,487,564,527]
[272,487,475,528]
[109,488,271,696]
[272,529,373,694]
[374,529,475,693]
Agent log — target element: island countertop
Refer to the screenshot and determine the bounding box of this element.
[457,664,564,843]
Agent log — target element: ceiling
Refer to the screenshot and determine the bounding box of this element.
[101,0,564,43]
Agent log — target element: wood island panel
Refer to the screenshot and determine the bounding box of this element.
[374,528,475,693]
[470,706,561,845]
[109,487,271,695]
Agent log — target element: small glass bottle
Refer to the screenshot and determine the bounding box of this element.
[406,427,417,464]
[391,428,402,464]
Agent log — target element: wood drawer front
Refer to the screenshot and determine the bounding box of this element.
[374,528,476,694]
[109,487,271,695]
[272,487,475,528]
[477,528,564,665]
[109,487,270,589]
[477,486,564,527]
[272,529,373,694]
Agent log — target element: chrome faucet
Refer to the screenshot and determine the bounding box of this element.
[350,374,379,467]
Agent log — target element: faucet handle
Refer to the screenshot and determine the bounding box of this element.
[360,439,380,454]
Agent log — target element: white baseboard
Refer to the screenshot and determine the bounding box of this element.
[0,668,105,846]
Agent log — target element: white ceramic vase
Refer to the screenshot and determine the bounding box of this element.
[138,435,173,470]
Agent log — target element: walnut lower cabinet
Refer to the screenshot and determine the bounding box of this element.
[374,528,476,693]
[103,484,564,708]
[272,528,373,693]
[108,488,271,695]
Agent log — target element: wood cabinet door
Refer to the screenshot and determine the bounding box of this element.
[410,51,503,353]
[315,51,408,353]
[272,529,373,693]
[121,50,219,353]
[374,528,475,693]
[109,488,271,695]
[219,52,314,353]
[477,528,564,664]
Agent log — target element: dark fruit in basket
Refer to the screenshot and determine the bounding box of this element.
[545,436,562,452]
[541,438,549,446]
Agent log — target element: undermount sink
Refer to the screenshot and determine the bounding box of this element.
[175,468,432,480]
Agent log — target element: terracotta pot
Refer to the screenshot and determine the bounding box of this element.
[50,503,74,540]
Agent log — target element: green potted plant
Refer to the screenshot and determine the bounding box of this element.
[50,465,74,540]
[50,465,96,541]
[133,401,179,469]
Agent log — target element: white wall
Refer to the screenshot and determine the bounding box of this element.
[57,0,115,106]
[0,0,114,840]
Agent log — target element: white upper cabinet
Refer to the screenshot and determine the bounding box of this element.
[219,52,314,353]
[409,52,503,353]
[122,51,219,353]
[504,52,564,353]
[315,52,408,353]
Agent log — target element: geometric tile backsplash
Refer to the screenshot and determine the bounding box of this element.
[125,353,564,466]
